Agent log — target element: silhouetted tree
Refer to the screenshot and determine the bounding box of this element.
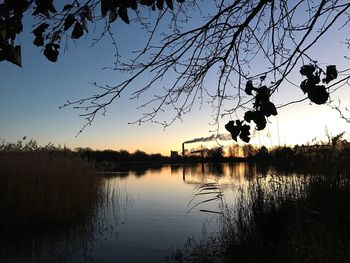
[242,144,255,158]
[228,144,241,158]
[255,146,269,159]
[206,146,224,160]
[1,0,350,138]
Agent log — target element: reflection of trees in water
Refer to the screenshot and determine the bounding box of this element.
[171,164,181,174]
[106,163,164,178]
[180,163,270,185]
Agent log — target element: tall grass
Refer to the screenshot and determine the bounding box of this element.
[171,168,350,262]
[0,140,105,261]
[221,172,350,262]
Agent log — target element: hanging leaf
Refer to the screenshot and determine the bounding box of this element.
[12,45,22,67]
[324,65,337,84]
[33,35,44,46]
[239,125,251,143]
[82,6,93,21]
[0,22,6,40]
[128,0,138,10]
[101,0,110,17]
[260,102,277,117]
[118,7,129,24]
[156,0,164,9]
[64,14,75,31]
[165,0,173,10]
[71,21,83,39]
[254,86,269,108]
[43,43,59,62]
[252,111,266,130]
[32,23,49,37]
[140,0,155,6]
[47,1,57,13]
[3,45,22,67]
[109,9,118,23]
[52,31,61,42]
[225,121,240,141]
[308,72,320,85]
[300,64,315,78]
[300,79,312,94]
[245,80,255,95]
[308,85,329,105]
[244,111,255,123]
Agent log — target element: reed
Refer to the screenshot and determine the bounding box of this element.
[0,140,105,261]
[171,168,350,262]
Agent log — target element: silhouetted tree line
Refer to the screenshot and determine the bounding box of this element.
[74,147,166,163]
[2,136,349,169]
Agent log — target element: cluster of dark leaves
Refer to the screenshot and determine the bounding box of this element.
[225,81,277,143]
[0,0,29,66]
[0,0,185,66]
[300,64,337,104]
[225,120,250,143]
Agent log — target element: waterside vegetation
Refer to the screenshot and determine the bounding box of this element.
[0,139,105,261]
[168,139,350,262]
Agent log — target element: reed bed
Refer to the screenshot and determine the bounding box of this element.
[0,140,105,261]
[171,168,350,262]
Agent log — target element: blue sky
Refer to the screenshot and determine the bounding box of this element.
[1,2,350,155]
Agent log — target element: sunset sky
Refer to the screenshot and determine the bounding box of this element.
[1,2,350,156]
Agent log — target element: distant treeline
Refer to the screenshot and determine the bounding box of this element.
[2,133,349,167]
[75,147,166,162]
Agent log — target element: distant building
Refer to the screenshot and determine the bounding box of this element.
[170,151,180,158]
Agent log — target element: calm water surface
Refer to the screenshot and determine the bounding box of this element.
[8,163,263,262]
[79,163,256,262]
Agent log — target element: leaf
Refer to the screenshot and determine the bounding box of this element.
[300,79,311,94]
[32,23,49,37]
[5,45,22,67]
[225,120,240,141]
[239,124,251,143]
[12,45,21,67]
[128,0,138,10]
[165,0,173,10]
[52,31,61,42]
[109,9,118,23]
[140,0,155,6]
[300,64,315,78]
[254,86,269,107]
[47,1,57,13]
[244,111,255,123]
[324,65,337,84]
[308,85,329,105]
[260,102,277,117]
[62,4,73,12]
[156,0,164,9]
[33,35,44,46]
[0,24,6,40]
[43,43,59,62]
[82,6,93,21]
[64,14,75,31]
[101,0,110,17]
[252,111,266,130]
[118,8,129,24]
[245,80,255,95]
[71,21,83,39]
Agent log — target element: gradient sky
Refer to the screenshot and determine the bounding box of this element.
[1,2,350,155]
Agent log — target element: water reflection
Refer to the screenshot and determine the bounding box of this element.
[2,163,283,262]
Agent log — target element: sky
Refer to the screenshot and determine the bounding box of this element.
[1,1,350,156]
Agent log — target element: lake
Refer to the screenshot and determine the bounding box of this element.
[4,162,263,263]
